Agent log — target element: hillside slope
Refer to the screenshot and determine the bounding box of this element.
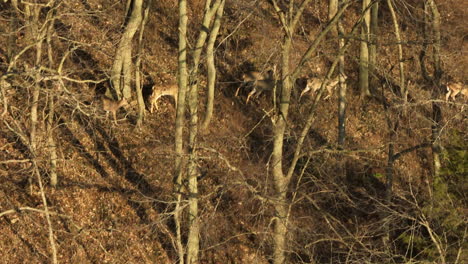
[0,0,466,263]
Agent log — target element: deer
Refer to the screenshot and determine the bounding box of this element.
[101,96,129,125]
[236,68,276,103]
[445,82,467,101]
[300,74,347,100]
[148,84,178,113]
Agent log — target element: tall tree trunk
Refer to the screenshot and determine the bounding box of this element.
[359,0,371,97]
[46,7,57,187]
[427,0,442,85]
[270,1,350,262]
[425,0,442,188]
[201,0,225,131]
[135,1,151,128]
[329,0,348,146]
[420,1,430,82]
[174,0,188,262]
[270,1,316,262]
[185,2,223,262]
[47,88,57,187]
[369,0,379,88]
[25,3,58,262]
[387,0,406,100]
[109,0,143,99]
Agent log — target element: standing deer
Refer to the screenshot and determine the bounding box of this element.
[101,96,128,125]
[236,69,276,103]
[445,82,467,101]
[300,74,347,100]
[148,84,178,113]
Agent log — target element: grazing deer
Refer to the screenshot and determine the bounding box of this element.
[236,69,276,103]
[101,96,128,125]
[300,74,346,100]
[445,82,467,101]
[148,84,178,113]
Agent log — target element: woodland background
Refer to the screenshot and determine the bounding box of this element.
[0,0,466,263]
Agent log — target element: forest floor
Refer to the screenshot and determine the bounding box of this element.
[0,0,467,263]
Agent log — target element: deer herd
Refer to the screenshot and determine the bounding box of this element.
[98,67,467,124]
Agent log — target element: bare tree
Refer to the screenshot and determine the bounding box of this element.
[329,0,348,146]
[135,0,151,128]
[109,0,143,99]
[359,0,372,97]
[174,0,189,262]
[186,1,224,262]
[369,0,379,88]
[387,0,406,100]
[269,1,351,262]
[201,0,225,131]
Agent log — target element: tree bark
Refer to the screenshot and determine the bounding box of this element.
[25,3,58,262]
[46,7,57,187]
[174,0,188,262]
[369,0,379,88]
[329,0,348,147]
[109,0,143,99]
[185,1,223,262]
[201,0,225,131]
[270,1,351,262]
[387,0,405,100]
[427,0,442,85]
[135,1,151,128]
[359,0,371,97]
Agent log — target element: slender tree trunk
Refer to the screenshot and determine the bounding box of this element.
[329,0,348,146]
[427,0,441,85]
[425,0,442,186]
[359,0,371,97]
[201,0,225,131]
[420,1,430,82]
[328,0,338,36]
[387,0,406,100]
[28,5,42,154]
[47,89,57,187]
[369,0,379,87]
[270,1,348,262]
[174,0,188,262]
[272,34,292,264]
[0,79,9,117]
[431,102,442,188]
[184,2,223,262]
[135,1,150,128]
[7,9,19,62]
[46,8,57,187]
[25,3,58,262]
[383,114,398,246]
[109,0,142,99]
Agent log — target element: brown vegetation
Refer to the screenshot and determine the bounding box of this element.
[0,0,466,263]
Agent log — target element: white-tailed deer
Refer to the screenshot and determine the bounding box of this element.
[236,69,275,103]
[446,82,467,101]
[101,96,128,125]
[148,84,178,113]
[300,74,346,100]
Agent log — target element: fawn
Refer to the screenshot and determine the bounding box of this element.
[148,84,178,113]
[101,96,129,125]
[446,82,467,101]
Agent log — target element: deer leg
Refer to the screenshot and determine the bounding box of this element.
[235,85,242,97]
[323,85,333,100]
[113,111,117,125]
[246,89,256,104]
[446,89,451,101]
[452,90,460,101]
